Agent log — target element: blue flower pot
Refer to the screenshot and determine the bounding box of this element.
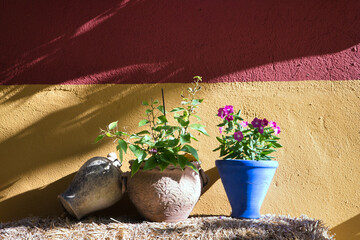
[215,159,278,219]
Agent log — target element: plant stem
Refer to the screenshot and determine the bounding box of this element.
[161,88,166,126]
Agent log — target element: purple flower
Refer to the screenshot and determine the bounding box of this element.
[234,131,244,141]
[149,148,158,154]
[225,114,234,121]
[219,127,224,134]
[217,108,226,119]
[251,118,262,128]
[258,126,264,134]
[274,126,281,135]
[269,121,276,128]
[224,105,234,115]
[261,118,269,126]
[240,121,248,128]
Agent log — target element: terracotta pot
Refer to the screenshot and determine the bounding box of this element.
[126,161,208,222]
[58,154,126,219]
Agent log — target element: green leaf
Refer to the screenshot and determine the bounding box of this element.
[181,145,199,161]
[176,117,189,127]
[167,138,180,147]
[160,151,178,166]
[191,99,203,105]
[115,131,125,136]
[117,139,127,153]
[261,149,276,155]
[136,130,151,135]
[194,115,201,121]
[153,100,159,104]
[129,145,147,161]
[105,132,112,137]
[108,121,118,130]
[130,134,141,139]
[131,160,142,176]
[157,115,168,124]
[142,101,149,106]
[272,142,283,148]
[170,107,185,112]
[216,136,224,143]
[193,76,202,81]
[143,156,158,170]
[138,119,149,127]
[178,155,188,170]
[139,135,152,144]
[118,148,123,163]
[95,135,104,143]
[157,105,165,113]
[145,109,152,115]
[158,160,170,171]
[213,146,221,152]
[189,123,209,136]
[190,133,199,141]
[185,161,199,174]
[181,101,191,105]
[180,133,191,145]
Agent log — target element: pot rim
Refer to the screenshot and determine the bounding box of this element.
[215,159,278,168]
[129,159,201,171]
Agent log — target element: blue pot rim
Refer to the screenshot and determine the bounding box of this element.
[215,159,279,168]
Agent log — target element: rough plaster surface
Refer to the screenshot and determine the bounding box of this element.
[0,81,359,240]
[1,1,360,240]
[1,0,360,84]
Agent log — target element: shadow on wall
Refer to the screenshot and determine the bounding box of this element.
[202,167,221,195]
[331,214,360,240]
[0,172,140,223]
[1,0,360,86]
[0,166,218,222]
[0,83,181,194]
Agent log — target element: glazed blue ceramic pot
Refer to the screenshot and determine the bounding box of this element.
[215,159,278,219]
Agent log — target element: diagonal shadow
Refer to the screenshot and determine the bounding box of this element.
[330,214,360,240]
[0,172,140,222]
[0,83,182,191]
[1,0,359,87]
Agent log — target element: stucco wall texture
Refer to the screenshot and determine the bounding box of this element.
[1,1,360,239]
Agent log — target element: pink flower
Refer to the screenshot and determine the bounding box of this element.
[225,114,234,121]
[258,126,264,134]
[251,118,262,128]
[269,121,276,128]
[234,131,244,141]
[261,118,269,126]
[240,121,248,128]
[274,126,281,135]
[217,108,226,119]
[219,127,224,134]
[224,105,234,115]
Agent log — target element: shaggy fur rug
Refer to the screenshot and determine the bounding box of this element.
[0,214,334,240]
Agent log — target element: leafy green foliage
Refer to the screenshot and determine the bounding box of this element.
[95,76,208,176]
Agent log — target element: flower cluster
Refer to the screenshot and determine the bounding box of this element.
[250,118,281,135]
[214,105,282,161]
[217,105,234,121]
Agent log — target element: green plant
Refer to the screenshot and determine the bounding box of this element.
[96,76,208,176]
[214,105,282,160]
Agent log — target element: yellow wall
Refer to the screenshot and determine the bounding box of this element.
[1,80,359,239]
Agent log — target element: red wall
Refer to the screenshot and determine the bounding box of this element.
[1,0,360,85]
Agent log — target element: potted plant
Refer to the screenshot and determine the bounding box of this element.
[95,76,209,222]
[214,105,282,219]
